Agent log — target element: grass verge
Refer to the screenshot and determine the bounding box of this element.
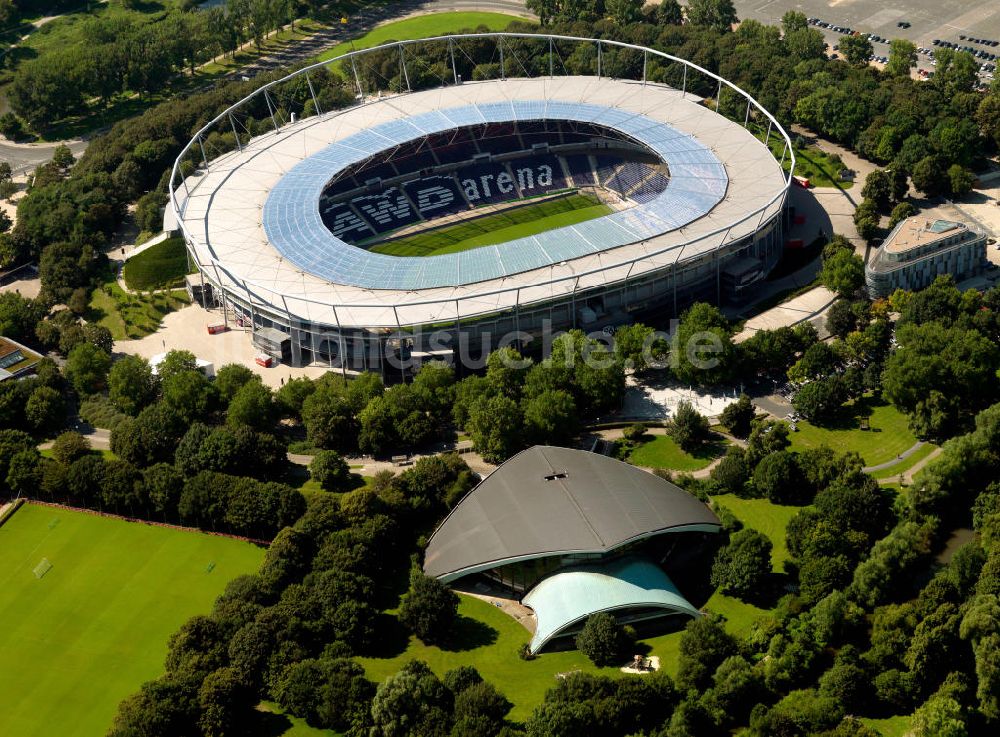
[369,193,609,257]
[0,502,263,737]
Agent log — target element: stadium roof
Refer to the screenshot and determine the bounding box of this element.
[176,76,787,329]
[263,100,727,290]
[522,556,701,653]
[423,446,720,582]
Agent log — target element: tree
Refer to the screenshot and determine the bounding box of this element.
[24,385,64,435]
[821,248,865,297]
[576,612,630,666]
[198,667,253,737]
[214,364,257,405]
[676,615,739,691]
[753,450,805,504]
[309,450,351,492]
[161,370,214,423]
[397,568,459,645]
[654,0,683,26]
[712,446,750,495]
[671,400,711,452]
[606,0,642,25]
[301,382,356,452]
[452,681,512,737]
[911,155,948,196]
[52,144,75,172]
[64,342,111,395]
[370,660,452,737]
[226,379,275,429]
[6,448,41,496]
[885,39,917,77]
[108,355,158,416]
[672,303,736,386]
[948,164,975,196]
[467,394,523,464]
[720,394,755,439]
[686,0,737,32]
[781,10,808,34]
[888,201,915,230]
[522,389,577,445]
[839,35,874,67]
[793,376,848,423]
[710,528,773,598]
[861,170,894,211]
[51,431,90,465]
[156,350,198,380]
[911,694,967,737]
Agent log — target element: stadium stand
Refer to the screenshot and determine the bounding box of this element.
[563,154,596,186]
[608,161,654,197]
[630,170,670,204]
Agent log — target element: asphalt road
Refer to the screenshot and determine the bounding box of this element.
[0,138,89,176]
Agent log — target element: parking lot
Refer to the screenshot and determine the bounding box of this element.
[733,0,1000,82]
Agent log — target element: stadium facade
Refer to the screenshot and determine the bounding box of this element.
[423,446,721,653]
[170,34,794,372]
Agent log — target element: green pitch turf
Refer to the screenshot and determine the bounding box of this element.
[0,503,264,737]
[369,193,613,257]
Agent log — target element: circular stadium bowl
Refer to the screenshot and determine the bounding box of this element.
[171,34,793,371]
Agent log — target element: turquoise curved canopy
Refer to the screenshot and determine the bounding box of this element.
[522,556,701,653]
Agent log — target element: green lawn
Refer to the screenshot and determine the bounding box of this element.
[710,494,801,572]
[627,434,725,472]
[314,11,525,63]
[88,277,189,341]
[753,126,853,189]
[861,715,912,737]
[122,237,189,291]
[369,193,611,257]
[788,396,920,468]
[0,503,263,737]
[359,589,774,722]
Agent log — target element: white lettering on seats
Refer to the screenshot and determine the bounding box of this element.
[355,189,410,225]
[496,172,514,193]
[415,185,455,213]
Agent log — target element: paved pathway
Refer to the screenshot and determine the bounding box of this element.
[861,440,925,473]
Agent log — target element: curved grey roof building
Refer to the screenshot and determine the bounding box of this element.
[423,446,720,653]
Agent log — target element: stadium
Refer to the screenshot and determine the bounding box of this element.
[170,34,794,372]
[423,446,721,653]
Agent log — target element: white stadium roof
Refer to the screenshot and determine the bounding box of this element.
[176,75,786,329]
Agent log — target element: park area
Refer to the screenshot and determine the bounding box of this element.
[358,490,798,722]
[0,502,263,737]
[368,193,610,257]
[787,396,922,467]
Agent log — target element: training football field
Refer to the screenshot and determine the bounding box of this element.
[369,192,613,257]
[0,503,264,737]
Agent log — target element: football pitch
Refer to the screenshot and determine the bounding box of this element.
[0,503,264,737]
[369,192,613,257]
